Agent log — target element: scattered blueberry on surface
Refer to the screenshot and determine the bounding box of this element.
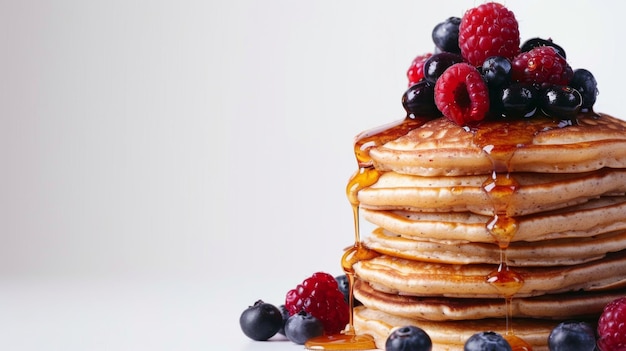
[548,321,596,351]
[277,304,290,336]
[385,325,432,351]
[284,311,325,345]
[464,331,512,351]
[239,300,284,341]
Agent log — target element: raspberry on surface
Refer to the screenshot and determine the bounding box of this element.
[597,296,626,351]
[407,53,433,86]
[284,272,349,335]
[511,46,573,87]
[458,2,520,66]
[434,63,489,126]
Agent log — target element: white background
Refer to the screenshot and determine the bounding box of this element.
[1,1,624,350]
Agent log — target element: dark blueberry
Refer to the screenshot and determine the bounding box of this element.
[482,56,512,88]
[432,17,461,54]
[548,321,596,351]
[277,304,290,335]
[540,85,582,119]
[402,81,440,117]
[501,83,538,118]
[464,331,512,351]
[423,52,464,84]
[284,311,324,345]
[385,325,432,351]
[239,300,283,341]
[335,275,350,303]
[569,69,598,111]
[520,37,567,59]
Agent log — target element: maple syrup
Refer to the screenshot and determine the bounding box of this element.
[306,117,427,350]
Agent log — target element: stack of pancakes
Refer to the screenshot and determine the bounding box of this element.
[351,114,626,350]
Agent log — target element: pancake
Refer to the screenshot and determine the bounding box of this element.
[358,169,626,216]
[363,227,626,266]
[361,196,626,243]
[353,306,558,351]
[353,251,626,298]
[354,279,626,321]
[369,114,626,176]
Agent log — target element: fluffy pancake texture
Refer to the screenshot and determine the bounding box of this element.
[350,113,626,350]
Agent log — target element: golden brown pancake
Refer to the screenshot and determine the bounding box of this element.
[363,227,626,266]
[369,114,626,176]
[354,279,625,321]
[358,169,626,216]
[353,306,557,351]
[353,251,626,298]
[361,196,626,243]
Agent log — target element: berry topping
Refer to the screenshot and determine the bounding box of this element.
[458,2,520,66]
[402,81,440,118]
[407,53,433,86]
[511,46,573,87]
[285,272,349,335]
[432,17,461,54]
[481,56,512,88]
[464,331,512,351]
[277,304,290,335]
[569,68,598,111]
[239,300,284,341]
[539,85,582,119]
[520,37,567,59]
[548,321,596,351]
[434,63,490,125]
[423,52,465,84]
[597,296,626,351]
[385,325,432,351]
[500,83,538,118]
[284,311,324,345]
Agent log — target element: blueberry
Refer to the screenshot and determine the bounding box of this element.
[539,85,582,119]
[569,69,598,111]
[501,83,538,118]
[284,311,324,345]
[239,300,283,341]
[548,321,596,351]
[277,304,290,335]
[423,52,464,84]
[385,325,432,351]
[402,81,440,118]
[464,331,512,351]
[521,37,567,59]
[432,17,461,54]
[482,56,512,88]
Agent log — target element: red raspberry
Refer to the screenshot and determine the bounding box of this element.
[458,2,520,66]
[434,63,489,126]
[597,296,626,351]
[407,53,432,86]
[285,272,349,335]
[511,46,573,87]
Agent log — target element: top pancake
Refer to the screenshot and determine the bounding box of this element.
[369,113,626,176]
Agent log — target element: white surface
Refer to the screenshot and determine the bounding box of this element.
[1,1,625,350]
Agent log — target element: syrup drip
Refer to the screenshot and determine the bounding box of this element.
[475,121,530,349]
[306,117,427,350]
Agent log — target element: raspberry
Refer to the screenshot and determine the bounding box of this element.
[458,2,520,66]
[511,46,573,87]
[285,272,349,335]
[434,63,489,125]
[597,296,626,351]
[407,53,432,86]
